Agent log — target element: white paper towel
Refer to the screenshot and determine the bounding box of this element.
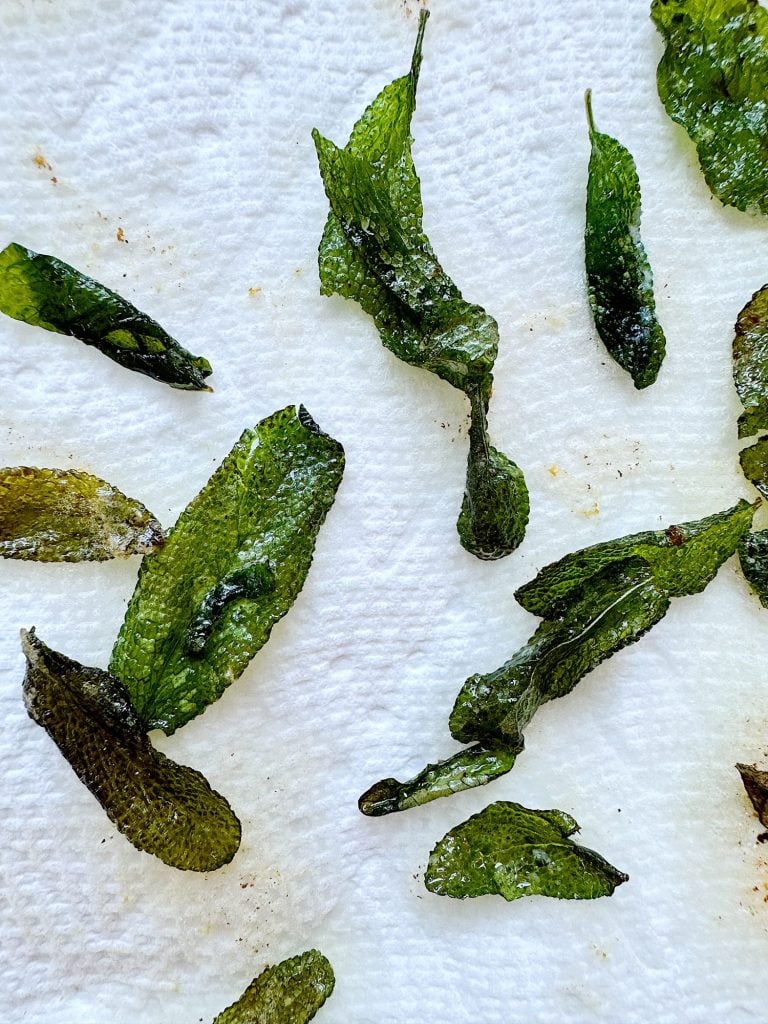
[1,1,767,1021]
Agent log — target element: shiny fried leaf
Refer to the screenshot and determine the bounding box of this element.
[584,90,665,389]
[212,950,335,1024]
[738,530,768,606]
[0,466,163,561]
[110,406,345,734]
[652,0,768,214]
[424,801,628,901]
[0,242,212,389]
[21,629,241,872]
[734,286,768,439]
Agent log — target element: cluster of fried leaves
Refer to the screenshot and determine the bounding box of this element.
[313,10,528,561]
[20,406,345,871]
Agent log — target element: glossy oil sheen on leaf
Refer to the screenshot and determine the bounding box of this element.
[451,501,755,750]
[652,0,768,214]
[211,950,335,1024]
[738,530,768,606]
[0,243,212,389]
[424,801,628,901]
[733,286,768,439]
[584,90,665,389]
[21,629,241,872]
[110,406,345,734]
[0,466,163,561]
[312,11,528,559]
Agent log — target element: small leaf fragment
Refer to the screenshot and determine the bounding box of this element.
[0,242,212,390]
[110,405,345,734]
[425,801,628,901]
[212,949,335,1024]
[584,90,665,389]
[21,629,241,872]
[737,762,768,830]
[652,0,768,215]
[738,530,768,606]
[0,466,163,561]
[734,286,768,439]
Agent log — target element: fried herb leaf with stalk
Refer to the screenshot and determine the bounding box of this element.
[21,629,241,872]
[424,801,628,902]
[451,500,755,750]
[584,90,665,389]
[110,406,345,734]
[736,762,768,832]
[0,243,212,390]
[0,466,163,561]
[652,0,768,215]
[312,10,528,559]
[212,950,335,1024]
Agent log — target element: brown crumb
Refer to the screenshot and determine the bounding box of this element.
[116,227,127,244]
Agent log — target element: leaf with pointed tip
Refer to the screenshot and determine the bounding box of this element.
[212,950,335,1024]
[21,629,241,872]
[584,90,665,389]
[425,801,628,901]
[0,466,163,561]
[110,406,345,734]
[0,242,212,389]
[737,763,768,829]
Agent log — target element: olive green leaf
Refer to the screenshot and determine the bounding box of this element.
[584,90,665,389]
[211,950,335,1024]
[0,466,163,561]
[312,10,528,559]
[734,287,768,440]
[110,406,345,734]
[652,0,768,215]
[738,530,768,606]
[358,744,519,817]
[0,243,212,390]
[424,801,628,901]
[739,437,768,497]
[21,629,241,872]
[451,501,755,750]
[736,762,768,830]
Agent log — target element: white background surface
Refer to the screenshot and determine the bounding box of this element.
[1,1,767,1021]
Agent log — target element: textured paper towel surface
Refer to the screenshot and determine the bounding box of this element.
[1,1,767,1021]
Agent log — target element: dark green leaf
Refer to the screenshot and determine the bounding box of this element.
[212,950,335,1024]
[110,406,345,734]
[652,0,768,214]
[734,286,768,439]
[738,530,768,606]
[358,744,519,817]
[739,437,768,495]
[451,501,754,749]
[22,629,241,872]
[312,11,528,559]
[584,90,665,389]
[0,466,163,561]
[737,762,768,829]
[0,243,212,390]
[424,801,628,901]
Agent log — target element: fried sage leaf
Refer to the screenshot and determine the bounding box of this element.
[652,0,768,215]
[734,286,768,440]
[737,762,768,830]
[0,243,212,390]
[212,950,335,1024]
[0,466,163,561]
[450,500,755,750]
[738,530,768,606]
[110,406,345,734]
[425,801,628,902]
[21,629,240,872]
[359,744,519,817]
[584,90,665,389]
[313,11,528,559]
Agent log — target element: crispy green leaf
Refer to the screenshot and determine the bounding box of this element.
[584,90,665,389]
[110,406,345,734]
[313,11,528,559]
[0,466,163,561]
[212,950,335,1024]
[734,287,768,439]
[424,801,628,901]
[451,501,755,749]
[737,762,768,829]
[21,629,241,872]
[738,529,768,606]
[0,243,212,390]
[739,437,768,496]
[652,0,768,214]
[358,744,519,817]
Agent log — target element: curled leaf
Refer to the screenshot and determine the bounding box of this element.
[737,762,768,830]
[212,949,335,1024]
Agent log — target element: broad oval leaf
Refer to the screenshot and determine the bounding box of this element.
[425,801,628,901]
[212,950,335,1024]
[0,466,163,561]
[110,405,345,734]
[21,629,241,872]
